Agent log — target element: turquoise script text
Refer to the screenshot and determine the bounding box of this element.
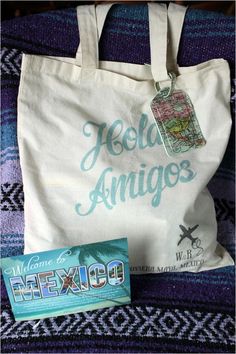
[75,160,196,216]
[80,114,162,171]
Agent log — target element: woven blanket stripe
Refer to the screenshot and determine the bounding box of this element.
[1,306,234,353]
[1,234,23,256]
[1,5,235,353]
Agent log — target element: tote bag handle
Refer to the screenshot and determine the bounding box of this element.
[148,3,168,81]
[76,3,187,82]
[148,2,187,81]
[76,5,99,69]
[167,2,187,73]
[76,3,113,62]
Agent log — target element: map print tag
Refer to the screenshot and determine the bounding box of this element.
[151,74,206,156]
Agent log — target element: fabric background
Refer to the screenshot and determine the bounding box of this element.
[1,4,235,353]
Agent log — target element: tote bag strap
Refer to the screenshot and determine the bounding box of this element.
[76,4,113,62]
[77,3,186,82]
[167,3,187,73]
[77,5,99,69]
[148,3,169,82]
[77,2,169,77]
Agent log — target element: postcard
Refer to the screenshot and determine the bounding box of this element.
[1,238,131,321]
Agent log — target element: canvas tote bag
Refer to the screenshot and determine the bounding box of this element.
[17,3,234,273]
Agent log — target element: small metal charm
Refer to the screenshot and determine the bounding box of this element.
[151,73,206,156]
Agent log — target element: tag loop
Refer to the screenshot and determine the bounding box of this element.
[155,72,176,98]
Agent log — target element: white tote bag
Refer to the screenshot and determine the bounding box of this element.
[18,3,234,273]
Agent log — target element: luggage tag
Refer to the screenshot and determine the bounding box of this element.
[150,73,206,156]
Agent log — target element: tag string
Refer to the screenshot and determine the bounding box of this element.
[155,72,177,98]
